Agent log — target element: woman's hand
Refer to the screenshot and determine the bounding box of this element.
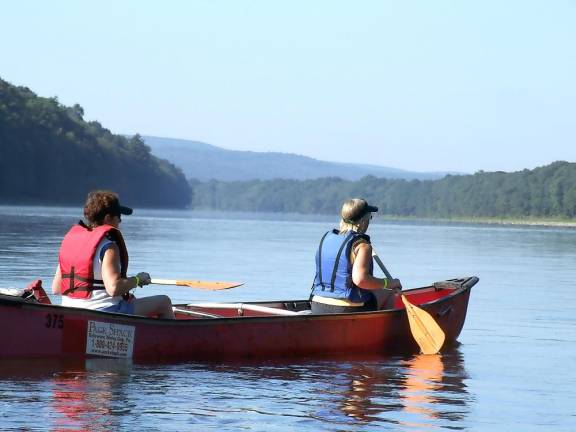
[388,278,402,292]
[135,272,151,286]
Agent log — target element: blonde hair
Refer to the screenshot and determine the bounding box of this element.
[339,199,371,233]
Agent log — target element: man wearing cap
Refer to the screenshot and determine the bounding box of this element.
[52,190,175,318]
[310,198,402,313]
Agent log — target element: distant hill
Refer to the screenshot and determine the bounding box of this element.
[0,78,191,208]
[143,136,454,181]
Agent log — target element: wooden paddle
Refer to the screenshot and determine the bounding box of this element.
[150,279,243,290]
[372,251,445,355]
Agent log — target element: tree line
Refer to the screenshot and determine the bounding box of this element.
[4,76,573,220]
[0,77,191,208]
[190,161,576,220]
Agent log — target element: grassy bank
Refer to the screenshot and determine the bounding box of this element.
[376,214,576,228]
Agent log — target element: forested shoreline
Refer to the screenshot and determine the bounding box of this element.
[0,78,191,208]
[190,161,576,221]
[2,77,574,221]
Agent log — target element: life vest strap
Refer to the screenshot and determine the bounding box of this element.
[61,273,95,283]
[329,231,354,292]
[317,231,330,290]
[62,285,106,294]
[61,268,105,294]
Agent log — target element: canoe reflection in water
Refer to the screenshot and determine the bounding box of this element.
[319,347,470,428]
[0,348,470,430]
[46,350,470,430]
[50,359,132,432]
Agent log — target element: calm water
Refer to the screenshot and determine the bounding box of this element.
[0,206,575,431]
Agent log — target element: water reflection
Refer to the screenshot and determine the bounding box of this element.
[314,347,470,429]
[400,353,445,422]
[49,359,133,431]
[397,348,470,429]
[0,349,471,431]
[200,347,471,430]
[335,362,400,423]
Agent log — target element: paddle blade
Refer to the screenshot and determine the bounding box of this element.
[151,279,243,290]
[401,295,446,355]
[177,280,243,290]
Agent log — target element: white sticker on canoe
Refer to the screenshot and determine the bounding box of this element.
[86,321,135,358]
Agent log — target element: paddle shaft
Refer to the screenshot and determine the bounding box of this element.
[152,279,194,286]
[372,253,393,279]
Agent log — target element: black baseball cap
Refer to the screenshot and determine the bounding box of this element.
[109,201,133,216]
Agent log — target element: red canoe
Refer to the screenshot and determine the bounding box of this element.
[0,277,478,361]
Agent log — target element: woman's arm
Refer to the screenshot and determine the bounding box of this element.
[352,243,401,290]
[101,244,140,297]
[52,265,62,295]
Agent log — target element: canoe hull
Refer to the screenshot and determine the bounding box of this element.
[0,277,476,361]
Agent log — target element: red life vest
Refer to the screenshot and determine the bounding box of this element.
[59,223,129,299]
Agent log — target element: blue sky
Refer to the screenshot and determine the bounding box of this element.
[2,1,575,173]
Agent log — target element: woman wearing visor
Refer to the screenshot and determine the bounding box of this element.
[310,198,402,314]
[52,190,175,318]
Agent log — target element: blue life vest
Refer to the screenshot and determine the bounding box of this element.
[311,229,373,303]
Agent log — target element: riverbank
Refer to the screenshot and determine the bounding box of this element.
[377,215,576,228]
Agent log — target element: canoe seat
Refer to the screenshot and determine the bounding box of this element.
[187,302,300,317]
[296,310,312,315]
[173,307,221,319]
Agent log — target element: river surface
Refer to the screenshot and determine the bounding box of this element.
[0,206,574,431]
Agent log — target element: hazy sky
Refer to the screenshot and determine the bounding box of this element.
[2,1,575,173]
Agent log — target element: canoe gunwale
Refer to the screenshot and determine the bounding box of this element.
[0,276,477,324]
